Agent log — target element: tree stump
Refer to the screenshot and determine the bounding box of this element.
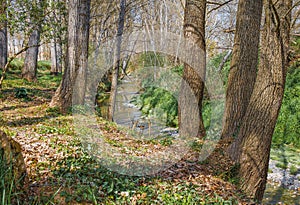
[0,130,27,189]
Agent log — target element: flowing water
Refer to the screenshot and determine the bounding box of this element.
[99,74,179,140]
[101,76,299,204]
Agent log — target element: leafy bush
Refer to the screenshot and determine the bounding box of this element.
[131,66,182,127]
[273,65,300,148]
[207,52,231,86]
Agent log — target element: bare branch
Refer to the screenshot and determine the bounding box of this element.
[207,0,235,14]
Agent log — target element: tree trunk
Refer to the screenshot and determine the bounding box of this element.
[178,0,206,138]
[108,0,126,121]
[22,29,41,81]
[228,0,292,201]
[0,0,7,70]
[50,0,91,112]
[56,41,62,73]
[50,39,59,75]
[222,0,263,139]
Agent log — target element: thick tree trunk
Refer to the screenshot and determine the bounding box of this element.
[178,0,206,138]
[0,0,7,70]
[228,0,292,201]
[108,0,126,121]
[222,0,263,139]
[22,29,41,81]
[50,0,91,112]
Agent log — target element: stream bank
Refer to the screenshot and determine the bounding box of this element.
[105,75,300,204]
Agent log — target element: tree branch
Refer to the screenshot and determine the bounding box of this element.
[207,0,235,14]
[0,44,40,90]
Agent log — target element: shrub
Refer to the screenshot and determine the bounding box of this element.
[272,65,300,148]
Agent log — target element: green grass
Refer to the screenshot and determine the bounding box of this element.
[0,151,21,205]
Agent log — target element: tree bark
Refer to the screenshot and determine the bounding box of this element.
[0,0,7,70]
[108,0,126,121]
[222,0,263,139]
[56,41,62,73]
[50,38,59,75]
[50,0,91,112]
[228,0,292,201]
[0,130,27,189]
[178,0,206,138]
[22,29,41,81]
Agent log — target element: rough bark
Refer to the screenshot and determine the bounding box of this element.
[0,130,27,188]
[222,0,263,139]
[0,0,7,70]
[22,29,41,81]
[50,0,91,112]
[108,0,126,121]
[228,0,292,201]
[178,0,206,138]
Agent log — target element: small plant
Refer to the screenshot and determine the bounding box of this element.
[275,162,288,170]
[220,163,240,185]
[290,165,299,175]
[190,140,204,152]
[15,87,28,99]
[46,106,62,116]
[159,136,173,146]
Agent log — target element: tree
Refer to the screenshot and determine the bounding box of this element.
[222,0,263,139]
[228,0,292,201]
[108,0,126,121]
[49,0,66,75]
[0,0,7,70]
[21,0,47,81]
[178,0,206,137]
[50,0,91,111]
[22,28,41,81]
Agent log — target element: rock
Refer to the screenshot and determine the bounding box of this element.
[267,159,300,190]
[0,130,27,189]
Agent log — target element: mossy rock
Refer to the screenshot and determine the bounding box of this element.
[0,130,27,189]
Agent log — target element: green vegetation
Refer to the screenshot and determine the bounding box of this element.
[0,152,20,204]
[275,162,288,170]
[272,64,300,148]
[0,59,249,204]
[290,165,298,175]
[131,65,182,127]
[132,49,299,150]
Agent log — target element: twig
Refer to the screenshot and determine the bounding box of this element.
[0,44,40,90]
[207,0,235,14]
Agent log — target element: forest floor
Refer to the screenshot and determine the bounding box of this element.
[1,66,299,204]
[0,67,257,204]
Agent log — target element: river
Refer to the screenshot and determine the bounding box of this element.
[101,75,299,204]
